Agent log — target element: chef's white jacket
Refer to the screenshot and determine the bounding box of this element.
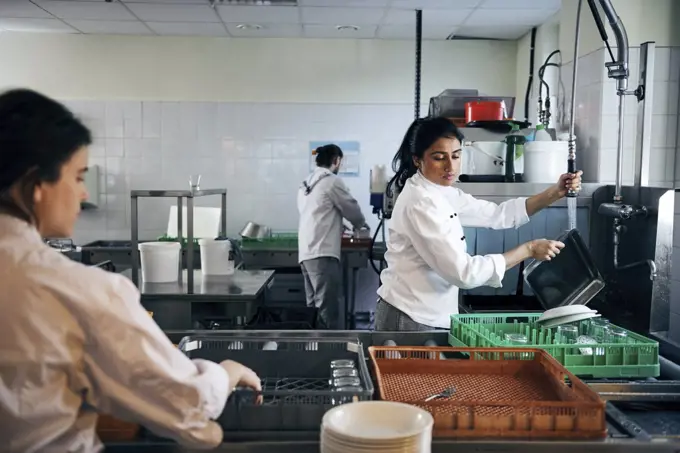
[377,172,530,328]
[297,167,365,263]
[0,214,232,452]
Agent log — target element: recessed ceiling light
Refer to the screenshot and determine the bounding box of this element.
[236,24,263,30]
[335,25,360,32]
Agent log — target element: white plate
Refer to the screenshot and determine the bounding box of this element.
[322,428,431,452]
[321,401,433,441]
[539,312,601,329]
[537,305,596,323]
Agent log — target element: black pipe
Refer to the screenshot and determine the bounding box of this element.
[369,218,384,277]
[660,355,680,380]
[414,9,422,120]
[524,27,537,123]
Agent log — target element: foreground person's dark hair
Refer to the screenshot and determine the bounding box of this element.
[0,89,91,222]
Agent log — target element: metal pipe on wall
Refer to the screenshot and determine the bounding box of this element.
[414,9,422,120]
[598,0,630,93]
[633,42,656,188]
[614,94,626,202]
[524,27,537,123]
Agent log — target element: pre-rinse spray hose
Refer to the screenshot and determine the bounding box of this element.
[566,0,584,230]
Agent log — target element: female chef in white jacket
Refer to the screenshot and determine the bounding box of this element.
[376,117,582,331]
[0,89,262,452]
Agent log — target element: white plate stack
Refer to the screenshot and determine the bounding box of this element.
[321,401,434,453]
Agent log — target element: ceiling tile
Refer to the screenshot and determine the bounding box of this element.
[217,5,299,24]
[65,20,152,35]
[301,7,385,25]
[478,0,560,9]
[454,25,531,40]
[33,1,136,21]
[0,18,77,33]
[303,24,377,38]
[146,21,227,36]
[226,23,302,37]
[0,0,53,19]
[377,24,456,40]
[463,8,556,26]
[383,8,473,26]
[126,4,220,22]
[391,0,483,9]
[298,0,390,6]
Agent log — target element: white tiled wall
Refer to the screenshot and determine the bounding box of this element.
[599,46,680,187]
[558,49,605,183]
[67,101,418,244]
[559,46,680,187]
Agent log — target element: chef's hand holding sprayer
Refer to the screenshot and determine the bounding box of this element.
[0,88,261,452]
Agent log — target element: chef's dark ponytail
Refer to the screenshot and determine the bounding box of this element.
[387,117,464,194]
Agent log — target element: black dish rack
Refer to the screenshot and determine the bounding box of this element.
[177,335,374,433]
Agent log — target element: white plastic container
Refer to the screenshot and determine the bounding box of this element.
[370,165,388,193]
[199,238,235,276]
[138,242,180,283]
[533,124,553,141]
[523,141,568,183]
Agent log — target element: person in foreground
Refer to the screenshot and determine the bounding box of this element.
[376,117,583,331]
[298,144,366,329]
[0,89,261,452]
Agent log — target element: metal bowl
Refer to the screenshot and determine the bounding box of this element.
[239,221,271,239]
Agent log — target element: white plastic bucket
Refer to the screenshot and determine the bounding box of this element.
[523,141,568,183]
[138,242,180,283]
[199,238,235,276]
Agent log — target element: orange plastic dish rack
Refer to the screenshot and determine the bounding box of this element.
[368,346,607,440]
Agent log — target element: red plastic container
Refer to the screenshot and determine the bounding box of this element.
[465,101,505,123]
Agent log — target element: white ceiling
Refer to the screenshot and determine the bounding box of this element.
[0,0,561,40]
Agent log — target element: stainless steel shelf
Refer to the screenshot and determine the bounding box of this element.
[131,189,227,198]
[121,269,274,302]
[130,188,228,293]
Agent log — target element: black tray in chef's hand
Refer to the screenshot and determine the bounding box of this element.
[523,229,605,310]
[176,336,373,433]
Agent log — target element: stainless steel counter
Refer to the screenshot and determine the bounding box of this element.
[104,330,680,452]
[105,438,680,453]
[121,269,274,302]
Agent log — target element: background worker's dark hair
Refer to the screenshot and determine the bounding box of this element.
[315,144,343,168]
[0,88,92,223]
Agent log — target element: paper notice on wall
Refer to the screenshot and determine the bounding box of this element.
[309,141,360,177]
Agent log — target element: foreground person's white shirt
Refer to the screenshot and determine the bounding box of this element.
[0,214,231,452]
[377,172,530,328]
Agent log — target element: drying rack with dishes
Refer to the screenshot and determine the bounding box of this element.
[448,228,659,378]
[449,310,659,378]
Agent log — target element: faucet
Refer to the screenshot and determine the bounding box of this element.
[598,204,656,280]
[607,215,657,281]
[582,0,656,280]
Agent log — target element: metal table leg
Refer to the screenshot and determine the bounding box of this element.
[341,259,349,330]
[348,267,359,329]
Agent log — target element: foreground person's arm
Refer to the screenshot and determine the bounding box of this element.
[81,273,246,449]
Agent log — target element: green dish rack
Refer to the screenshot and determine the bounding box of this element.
[449,313,659,378]
[240,232,298,251]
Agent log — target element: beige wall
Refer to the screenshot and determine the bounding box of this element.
[0,33,518,104]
